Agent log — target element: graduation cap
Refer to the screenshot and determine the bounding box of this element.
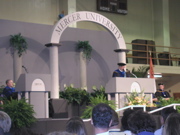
[158,83,164,86]
[117,63,126,66]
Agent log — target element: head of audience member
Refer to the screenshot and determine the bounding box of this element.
[5,79,14,88]
[0,111,11,133]
[48,131,74,135]
[163,113,180,135]
[161,107,178,125]
[109,109,119,130]
[158,83,164,90]
[92,103,113,134]
[127,110,156,134]
[66,116,87,135]
[121,109,135,131]
[117,63,126,71]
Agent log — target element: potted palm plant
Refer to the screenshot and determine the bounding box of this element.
[76,40,92,60]
[10,33,28,57]
[9,33,28,82]
[131,66,150,78]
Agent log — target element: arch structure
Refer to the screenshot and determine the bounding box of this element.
[51,11,126,49]
[48,11,127,98]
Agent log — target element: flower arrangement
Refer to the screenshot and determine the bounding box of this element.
[125,90,156,107]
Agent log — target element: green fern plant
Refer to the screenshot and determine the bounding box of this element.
[81,95,116,119]
[10,33,28,57]
[76,41,92,60]
[60,85,90,105]
[132,66,150,78]
[0,98,36,129]
[157,97,180,112]
[91,85,107,99]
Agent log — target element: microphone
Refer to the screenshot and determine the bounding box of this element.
[126,69,137,78]
[22,65,28,73]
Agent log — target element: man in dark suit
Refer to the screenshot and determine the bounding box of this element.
[3,79,17,100]
[155,83,170,100]
[112,63,127,77]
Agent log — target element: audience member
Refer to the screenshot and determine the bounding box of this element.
[163,113,180,135]
[0,111,11,134]
[66,116,87,135]
[91,103,113,135]
[3,79,17,100]
[109,109,126,135]
[109,109,119,131]
[155,83,170,100]
[47,131,73,135]
[127,110,156,135]
[121,109,135,135]
[154,107,177,135]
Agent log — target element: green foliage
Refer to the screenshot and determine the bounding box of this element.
[76,41,92,60]
[0,85,5,101]
[91,85,107,99]
[0,98,36,129]
[132,66,150,78]
[10,33,28,57]
[60,85,90,105]
[81,95,116,119]
[0,85,5,94]
[157,97,180,113]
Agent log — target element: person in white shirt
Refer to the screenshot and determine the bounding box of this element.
[154,107,177,135]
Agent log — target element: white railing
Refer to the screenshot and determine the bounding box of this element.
[116,105,146,112]
[149,103,180,114]
[82,104,180,122]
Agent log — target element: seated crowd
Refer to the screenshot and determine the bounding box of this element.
[47,103,180,135]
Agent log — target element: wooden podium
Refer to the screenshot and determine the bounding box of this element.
[15,74,51,118]
[105,78,156,109]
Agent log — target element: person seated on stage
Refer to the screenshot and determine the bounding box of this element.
[127,110,156,135]
[152,93,158,103]
[3,79,17,100]
[91,103,113,135]
[121,109,135,135]
[163,113,180,135]
[155,83,170,100]
[112,63,128,77]
[154,107,177,135]
[66,116,87,135]
[0,111,11,134]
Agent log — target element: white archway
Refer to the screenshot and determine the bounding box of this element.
[47,11,127,98]
[51,11,126,49]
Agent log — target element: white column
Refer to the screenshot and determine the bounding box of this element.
[68,0,77,28]
[13,51,22,83]
[80,50,87,89]
[114,49,129,64]
[118,52,126,63]
[115,93,119,110]
[162,0,170,52]
[46,43,61,99]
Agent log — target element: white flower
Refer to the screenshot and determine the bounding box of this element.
[70,84,74,88]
